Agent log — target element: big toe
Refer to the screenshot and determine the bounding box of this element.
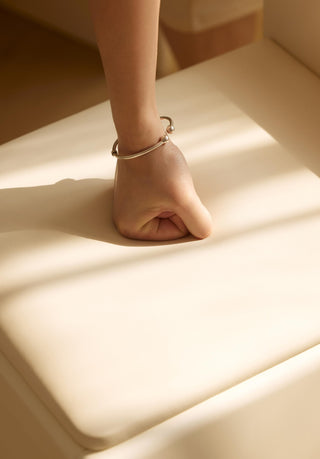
[146,213,189,240]
[178,198,213,239]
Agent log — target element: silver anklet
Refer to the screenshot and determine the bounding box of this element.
[111,116,175,160]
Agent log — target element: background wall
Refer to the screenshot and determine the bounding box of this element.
[0,0,263,144]
[264,0,320,78]
[0,0,96,44]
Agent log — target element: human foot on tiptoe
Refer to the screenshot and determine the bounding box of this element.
[112,139,213,241]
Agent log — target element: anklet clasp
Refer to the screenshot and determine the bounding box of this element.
[111,116,175,160]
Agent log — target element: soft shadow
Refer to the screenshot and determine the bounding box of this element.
[190,142,299,201]
[1,204,319,306]
[208,41,320,178]
[0,178,192,247]
[142,348,320,459]
[0,103,112,172]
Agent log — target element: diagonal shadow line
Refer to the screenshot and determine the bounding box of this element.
[204,40,320,179]
[0,138,305,290]
[0,92,239,175]
[3,40,320,181]
[0,141,299,249]
[138,346,320,459]
[1,205,319,307]
[0,139,299,265]
[0,177,191,248]
[189,142,299,200]
[0,114,113,172]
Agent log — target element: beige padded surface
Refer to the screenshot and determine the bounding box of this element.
[1,39,320,452]
[85,346,320,459]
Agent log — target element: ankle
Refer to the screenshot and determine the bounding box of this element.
[116,116,165,157]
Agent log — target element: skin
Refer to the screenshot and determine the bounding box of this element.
[90,0,213,240]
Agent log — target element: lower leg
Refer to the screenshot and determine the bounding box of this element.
[90,0,163,154]
[90,0,213,240]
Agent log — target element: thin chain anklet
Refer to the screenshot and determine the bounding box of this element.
[111,116,175,160]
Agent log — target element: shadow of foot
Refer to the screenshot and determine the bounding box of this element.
[0,178,192,247]
[1,178,129,245]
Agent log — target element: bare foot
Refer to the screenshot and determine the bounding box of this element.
[113,140,213,241]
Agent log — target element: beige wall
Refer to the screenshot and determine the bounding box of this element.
[264,0,320,78]
[1,0,263,43]
[4,0,320,77]
[0,0,96,44]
